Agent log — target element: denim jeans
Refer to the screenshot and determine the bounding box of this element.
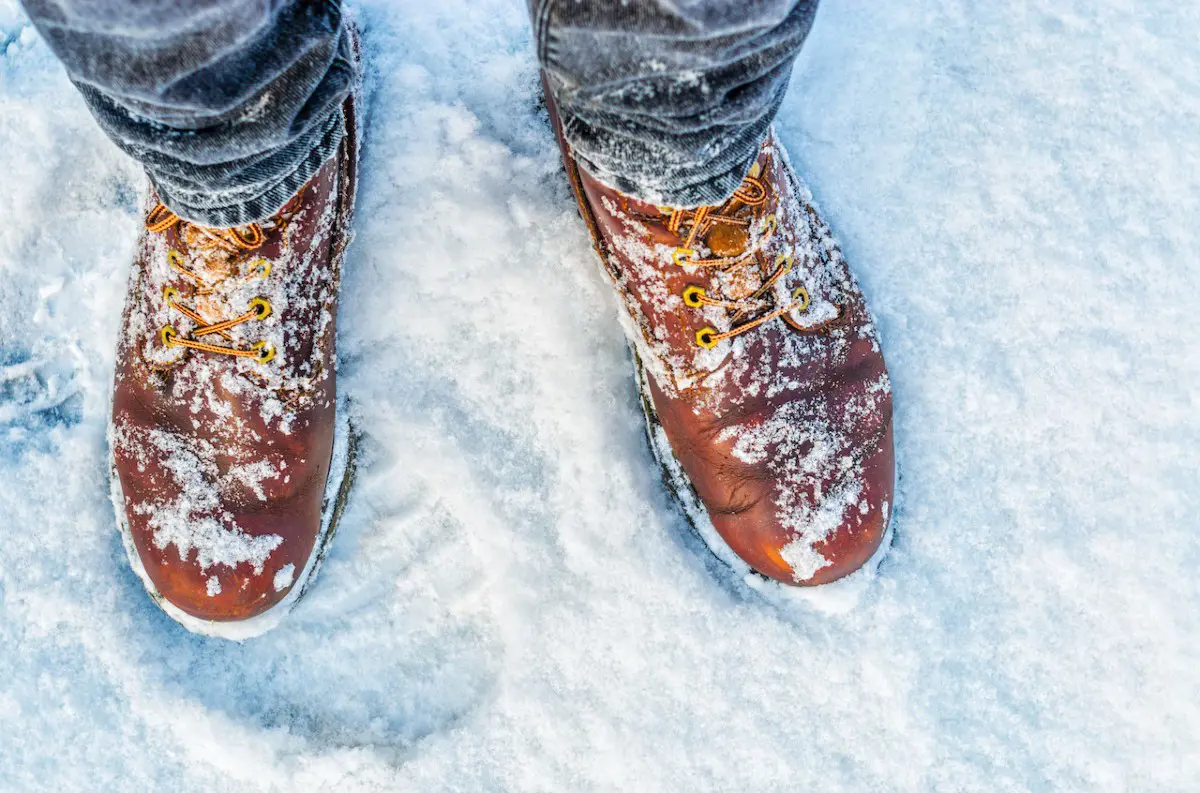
[22,0,817,226]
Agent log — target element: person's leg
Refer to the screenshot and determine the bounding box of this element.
[532,0,819,207]
[22,0,354,226]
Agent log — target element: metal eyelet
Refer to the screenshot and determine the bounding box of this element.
[251,340,275,364]
[791,286,810,312]
[247,258,272,279]
[682,285,706,308]
[673,248,697,266]
[248,297,272,320]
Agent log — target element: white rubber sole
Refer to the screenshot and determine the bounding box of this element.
[109,401,357,641]
[632,353,893,615]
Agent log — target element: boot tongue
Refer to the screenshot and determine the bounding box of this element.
[715,265,764,303]
[192,292,237,326]
[183,248,244,325]
[191,248,236,277]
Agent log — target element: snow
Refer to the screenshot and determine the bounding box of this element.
[272,564,295,593]
[121,425,284,574]
[2,0,1199,789]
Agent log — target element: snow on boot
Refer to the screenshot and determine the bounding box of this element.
[548,91,895,588]
[108,98,360,639]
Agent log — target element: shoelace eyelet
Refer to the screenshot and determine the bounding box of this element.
[251,341,276,364]
[791,286,810,312]
[673,247,697,266]
[249,297,272,321]
[682,285,706,308]
[696,327,719,349]
[247,258,272,279]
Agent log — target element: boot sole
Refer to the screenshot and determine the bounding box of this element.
[631,350,895,613]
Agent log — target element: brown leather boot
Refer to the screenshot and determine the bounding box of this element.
[108,98,359,638]
[549,93,894,588]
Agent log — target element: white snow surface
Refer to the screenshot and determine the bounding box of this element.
[2,0,1199,790]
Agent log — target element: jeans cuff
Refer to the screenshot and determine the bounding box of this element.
[150,106,345,228]
[561,111,773,209]
[571,141,763,209]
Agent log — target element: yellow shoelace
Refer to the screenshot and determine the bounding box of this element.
[143,198,302,364]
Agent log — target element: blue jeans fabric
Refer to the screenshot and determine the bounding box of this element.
[23,0,354,226]
[22,0,817,225]
[532,0,819,208]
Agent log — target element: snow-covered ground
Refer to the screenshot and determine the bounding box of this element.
[3,0,1199,789]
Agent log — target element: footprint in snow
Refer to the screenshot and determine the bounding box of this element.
[0,352,82,448]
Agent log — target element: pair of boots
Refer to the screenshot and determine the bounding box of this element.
[110,89,894,638]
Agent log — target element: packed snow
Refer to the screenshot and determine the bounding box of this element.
[2,0,1199,790]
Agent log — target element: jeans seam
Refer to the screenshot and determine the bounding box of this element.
[534,0,557,72]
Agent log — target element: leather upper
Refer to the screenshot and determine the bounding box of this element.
[557,109,895,585]
[110,105,356,621]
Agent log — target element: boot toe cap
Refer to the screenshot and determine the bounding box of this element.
[116,492,314,625]
[711,423,895,587]
[143,550,300,623]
